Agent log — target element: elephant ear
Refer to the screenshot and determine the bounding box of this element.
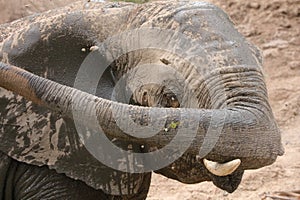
[0,1,151,197]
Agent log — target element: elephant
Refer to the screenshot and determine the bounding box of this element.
[0,0,284,199]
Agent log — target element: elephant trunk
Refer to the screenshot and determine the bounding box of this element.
[0,62,283,172]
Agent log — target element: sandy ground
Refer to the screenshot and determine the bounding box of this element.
[0,0,299,199]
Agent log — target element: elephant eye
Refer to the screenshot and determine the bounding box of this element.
[162,93,180,108]
[169,96,180,108]
[141,91,148,106]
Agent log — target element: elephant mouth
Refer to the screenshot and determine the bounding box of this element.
[153,152,243,193]
[204,158,244,193]
[210,169,244,193]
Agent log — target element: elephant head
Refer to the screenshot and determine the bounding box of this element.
[0,0,283,194]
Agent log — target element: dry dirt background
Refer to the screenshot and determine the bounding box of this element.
[0,0,299,199]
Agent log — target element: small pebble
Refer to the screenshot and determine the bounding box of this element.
[289,61,300,70]
[247,2,260,9]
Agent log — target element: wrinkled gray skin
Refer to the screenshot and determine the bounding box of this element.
[0,1,283,199]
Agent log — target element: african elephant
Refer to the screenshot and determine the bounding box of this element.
[0,0,283,199]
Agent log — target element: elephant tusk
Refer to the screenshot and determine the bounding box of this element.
[203,158,241,176]
[89,45,99,52]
